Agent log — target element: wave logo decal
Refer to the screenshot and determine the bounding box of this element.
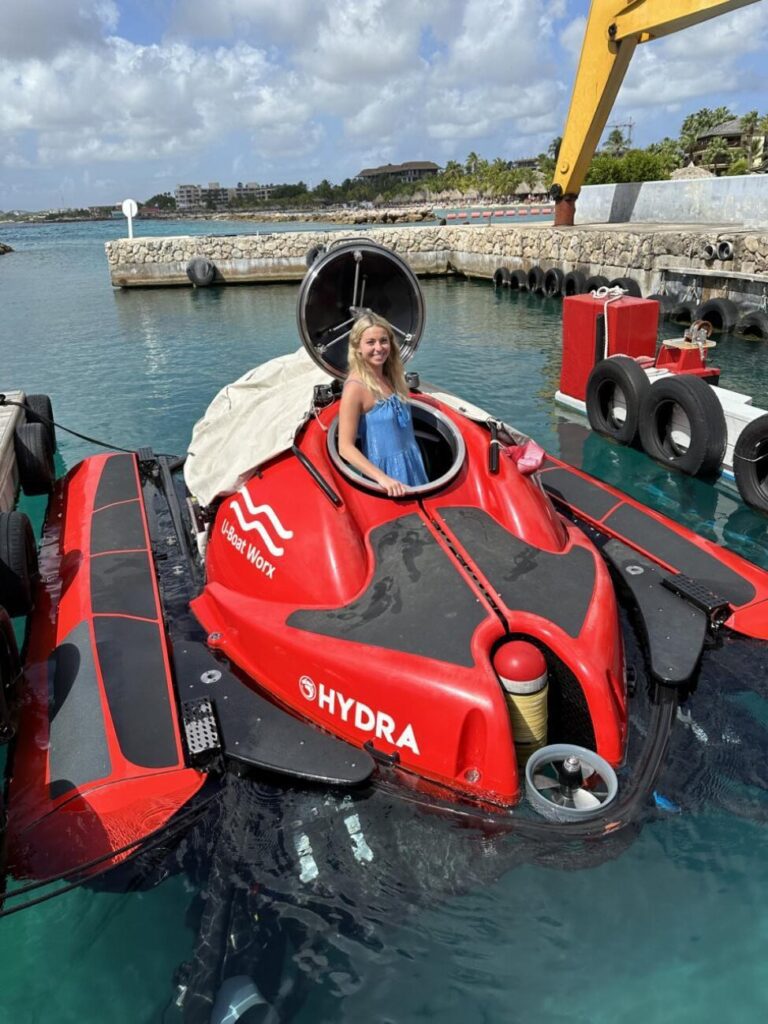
[229,488,293,557]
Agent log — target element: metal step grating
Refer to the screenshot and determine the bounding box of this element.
[182,697,221,759]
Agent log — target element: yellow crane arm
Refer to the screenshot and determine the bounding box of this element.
[551,0,760,225]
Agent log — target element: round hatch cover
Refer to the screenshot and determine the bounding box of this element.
[296,239,425,379]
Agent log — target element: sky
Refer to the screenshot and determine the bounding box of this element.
[1,0,768,211]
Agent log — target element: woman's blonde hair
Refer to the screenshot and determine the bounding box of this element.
[348,313,409,399]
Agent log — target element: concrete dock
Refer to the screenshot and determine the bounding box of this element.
[0,391,24,513]
[105,222,768,305]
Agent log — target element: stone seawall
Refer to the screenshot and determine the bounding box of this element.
[106,223,768,303]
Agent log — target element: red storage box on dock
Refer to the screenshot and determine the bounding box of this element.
[560,294,658,402]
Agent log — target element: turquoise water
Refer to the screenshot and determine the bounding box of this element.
[1,221,768,1023]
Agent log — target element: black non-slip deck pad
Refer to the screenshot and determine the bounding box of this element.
[541,465,756,608]
[288,514,487,667]
[94,453,139,509]
[91,499,146,554]
[541,464,620,520]
[48,621,111,799]
[438,507,595,638]
[94,616,179,768]
[601,539,707,685]
[90,550,157,620]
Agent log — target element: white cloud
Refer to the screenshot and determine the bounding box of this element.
[619,4,768,112]
[1,0,768,209]
[0,0,118,60]
[169,0,322,45]
[559,16,587,63]
[0,38,314,166]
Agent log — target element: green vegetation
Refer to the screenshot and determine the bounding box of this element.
[143,192,177,211]
[203,105,768,211]
[6,105,768,222]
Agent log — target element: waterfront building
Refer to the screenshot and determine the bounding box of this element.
[691,116,768,174]
[175,181,277,211]
[355,161,440,184]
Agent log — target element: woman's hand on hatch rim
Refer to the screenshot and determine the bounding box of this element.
[377,473,407,497]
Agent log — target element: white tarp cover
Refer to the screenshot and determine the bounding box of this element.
[184,348,523,506]
[185,348,330,505]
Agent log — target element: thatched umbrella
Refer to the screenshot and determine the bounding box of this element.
[515,180,531,195]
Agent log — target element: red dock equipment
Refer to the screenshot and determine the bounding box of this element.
[560,295,658,403]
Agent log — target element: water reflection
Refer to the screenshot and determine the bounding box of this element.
[554,416,768,569]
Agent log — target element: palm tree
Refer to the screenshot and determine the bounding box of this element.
[604,128,627,157]
[701,136,731,175]
[740,110,759,170]
[547,136,562,161]
[679,106,733,163]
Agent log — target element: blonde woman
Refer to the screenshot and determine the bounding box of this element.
[338,313,428,496]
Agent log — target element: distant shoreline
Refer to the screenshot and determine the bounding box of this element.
[1,206,436,227]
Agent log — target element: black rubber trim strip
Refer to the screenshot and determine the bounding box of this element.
[292,444,342,507]
[94,453,138,509]
[94,617,179,768]
[438,507,595,638]
[288,514,487,666]
[48,621,111,798]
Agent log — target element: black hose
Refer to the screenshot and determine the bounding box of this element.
[0,786,220,919]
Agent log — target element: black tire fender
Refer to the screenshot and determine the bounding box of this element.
[586,356,650,445]
[646,294,675,320]
[14,423,55,495]
[0,510,38,617]
[526,265,545,293]
[638,374,727,477]
[693,298,738,334]
[608,276,642,297]
[305,244,326,268]
[735,308,768,340]
[543,267,564,297]
[563,271,588,296]
[0,605,21,741]
[669,299,697,325]
[493,267,511,288]
[585,275,610,292]
[733,413,768,513]
[509,270,528,291]
[186,257,216,286]
[24,393,56,452]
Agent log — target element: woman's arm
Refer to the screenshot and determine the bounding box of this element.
[338,382,407,497]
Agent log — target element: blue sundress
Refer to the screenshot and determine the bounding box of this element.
[357,393,428,487]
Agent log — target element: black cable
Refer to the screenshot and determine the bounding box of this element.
[0,787,219,919]
[0,394,183,461]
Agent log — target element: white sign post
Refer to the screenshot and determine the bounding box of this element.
[121,198,138,239]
